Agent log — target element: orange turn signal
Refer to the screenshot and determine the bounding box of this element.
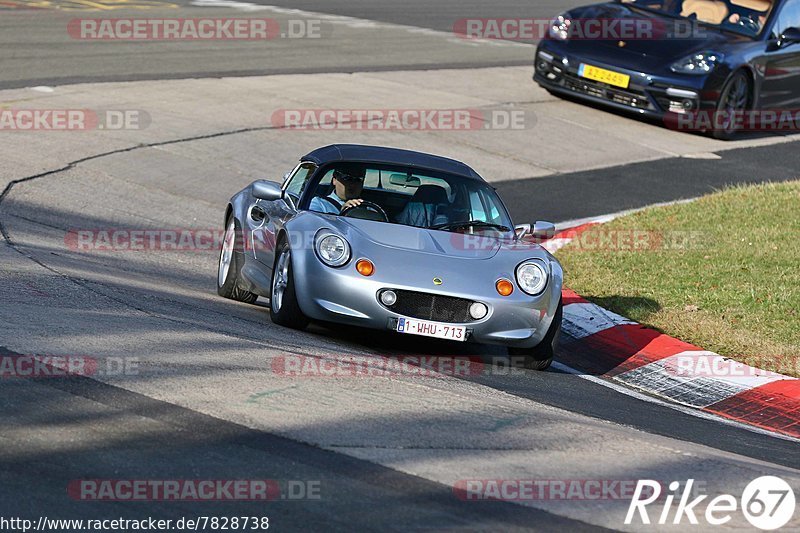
[356,259,375,277]
[496,279,514,296]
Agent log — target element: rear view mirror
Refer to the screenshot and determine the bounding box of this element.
[389,173,421,188]
[252,180,283,201]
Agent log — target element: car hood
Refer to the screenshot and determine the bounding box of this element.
[287,211,552,267]
[562,3,739,64]
[326,217,509,260]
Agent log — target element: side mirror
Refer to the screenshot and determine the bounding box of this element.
[514,224,531,239]
[252,180,283,201]
[532,220,556,240]
[782,27,800,45]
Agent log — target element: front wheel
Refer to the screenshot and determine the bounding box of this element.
[712,70,751,140]
[217,215,258,304]
[269,241,309,329]
[508,299,562,371]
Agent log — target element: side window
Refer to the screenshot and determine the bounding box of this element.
[774,0,800,37]
[284,163,316,206]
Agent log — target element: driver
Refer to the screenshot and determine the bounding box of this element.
[309,165,365,214]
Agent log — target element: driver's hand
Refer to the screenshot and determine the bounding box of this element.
[729,13,740,23]
[341,199,363,210]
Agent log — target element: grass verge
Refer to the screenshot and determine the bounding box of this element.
[557,180,800,377]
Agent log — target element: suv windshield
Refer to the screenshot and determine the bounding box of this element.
[306,163,513,234]
[624,0,776,37]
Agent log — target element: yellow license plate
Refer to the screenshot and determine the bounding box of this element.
[578,63,630,89]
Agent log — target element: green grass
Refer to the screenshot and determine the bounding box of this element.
[557,181,800,377]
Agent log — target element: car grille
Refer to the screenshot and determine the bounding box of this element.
[382,290,476,323]
[563,73,654,111]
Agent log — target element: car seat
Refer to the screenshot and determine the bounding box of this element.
[681,0,730,24]
[395,185,449,228]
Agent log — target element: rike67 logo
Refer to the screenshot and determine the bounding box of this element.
[626,476,796,530]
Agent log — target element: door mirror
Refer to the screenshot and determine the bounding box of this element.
[532,220,556,240]
[252,180,283,201]
[514,224,531,239]
[782,27,800,45]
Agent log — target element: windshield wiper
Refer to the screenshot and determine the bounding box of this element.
[430,220,512,232]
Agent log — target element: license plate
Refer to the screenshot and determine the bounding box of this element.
[578,63,630,89]
[396,318,467,342]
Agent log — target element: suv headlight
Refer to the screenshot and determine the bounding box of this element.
[670,51,724,75]
[549,14,572,41]
[315,231,350,267]
[516,260,549,296]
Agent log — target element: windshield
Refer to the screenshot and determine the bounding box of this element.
[306,163,514,234]
[623,0,776,37]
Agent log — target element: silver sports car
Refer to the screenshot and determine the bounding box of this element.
[217,144,563,369]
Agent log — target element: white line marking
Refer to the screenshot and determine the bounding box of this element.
[551,361,800,443]
[682,152,722,160]
[555,198,697,231]
[562,302,636,339]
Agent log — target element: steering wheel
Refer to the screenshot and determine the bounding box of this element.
[729,14,761,34]
[340,200,389,222]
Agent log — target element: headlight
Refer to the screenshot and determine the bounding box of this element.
[670,51,724,75]
[315,232,350,267]
[549,14,572,41]
[516,260,548,295]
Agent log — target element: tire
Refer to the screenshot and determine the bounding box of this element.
[712,70,751,140]
[217,214,259,304]
[269,240,309,329]
[509,299,563,371]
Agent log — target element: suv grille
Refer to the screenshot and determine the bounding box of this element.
[381,290,476,323]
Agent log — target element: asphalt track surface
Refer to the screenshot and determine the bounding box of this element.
[241,0,590,33]
[1,1,799,531]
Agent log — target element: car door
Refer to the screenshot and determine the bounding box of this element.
[251,162,317,266]
[761,0,800,108]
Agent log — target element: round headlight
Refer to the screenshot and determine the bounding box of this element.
[315,233,350,267]
[516,261,548,295]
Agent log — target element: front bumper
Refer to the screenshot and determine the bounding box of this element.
[533,42,720,119]
[292,250,563,350]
